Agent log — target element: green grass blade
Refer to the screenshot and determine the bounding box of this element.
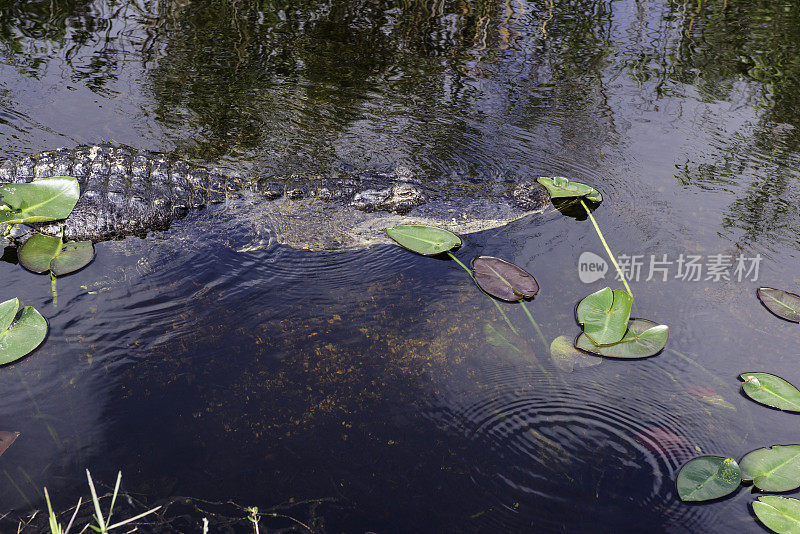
[86,469,106,531]
[105,471,122,527]
[64,497,82,534]
[105,505,162,530]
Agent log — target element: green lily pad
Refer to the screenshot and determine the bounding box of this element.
[384,225,461,256]
[18,234,62,273]
[550,335,602,372]
[576,287,633,345]
[739,373,800,412]
[753,496,800,534]
[0,176,80,225]
[676,456,741,502]
[536,176,602,203]
[471,256,538,302]
[0,298,48,365]
[19,233,94,276]
[0,297,18,332]
[0,431,19,458]
[741,445,800,492]
[575,318,669,359]
[758,287,800,323]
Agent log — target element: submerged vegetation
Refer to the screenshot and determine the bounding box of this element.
[386,177,800,533]
[2,0,800,531]
[386,177,671,362]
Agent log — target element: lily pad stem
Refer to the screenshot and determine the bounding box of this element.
[580,200,633,297]
[446,252,519,336]
[519,300,548,350]
[51,272,57,307]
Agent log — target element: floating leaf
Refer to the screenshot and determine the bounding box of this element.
[384,225,461,256]
[471,256,538,302]
[51,241,94,276]
[753,496,800,534]
[739,373,800,412]
[536,176,602,203]
[741,445,800,492]
[550,335,601,372]
[575,318,669,359]
[0,298,48,365]
[686,385,736,411]
[0,297,17,332]
[576,287,633,345]
[0,176,80,225]
[758,287,800,323]
[676,456,741,502]
[18,234,94,276]
[18,234,62,273]
[0,431,19,458]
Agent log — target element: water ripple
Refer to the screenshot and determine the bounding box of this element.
[435,357,741,532]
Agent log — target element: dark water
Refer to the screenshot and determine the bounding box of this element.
[2,0,800,532]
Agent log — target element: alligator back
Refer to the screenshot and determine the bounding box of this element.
[0,144,233,240]
[0,144,550,245]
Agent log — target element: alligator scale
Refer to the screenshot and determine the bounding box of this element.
[0,144,551,248]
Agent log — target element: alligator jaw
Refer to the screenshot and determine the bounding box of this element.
[230,195,549,251]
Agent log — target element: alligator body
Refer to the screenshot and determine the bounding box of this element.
[0,144,550,248]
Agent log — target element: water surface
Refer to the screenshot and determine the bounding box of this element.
[1,1,800,532]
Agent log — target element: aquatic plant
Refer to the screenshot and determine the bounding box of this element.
[247,506,261,534]
[757,287,800,323]
[534,179,669,358]
[471,255,547,347]
[0,431,19,458]
[570,287,668,359]
[576,287,632,345]
[0,175,88,334]
[384,225,461,255]
[684,385,735,411]
[18,233,94,278]
[740,445,800,492]
[44,487,81,534]
[698,291,800,530]
[17,231,95,304]
[85,470,161,533]
[575,318,669,359]
[677,443,800,508]
[38,471,159,534]
[549,335,601,372]
[384,224,546,348]
[678,330,800,533]
[676,456,741,502]
[471,256,538,301]
[384,225,515,332]
[739,372,800,412]
[752,496,800,533]
[536,176,632,296]
[0,177,80,235]
[0,297,47,365]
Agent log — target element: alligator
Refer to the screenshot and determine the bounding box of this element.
[0,144,551,249]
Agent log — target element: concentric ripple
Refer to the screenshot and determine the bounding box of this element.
[435,356,744,533]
